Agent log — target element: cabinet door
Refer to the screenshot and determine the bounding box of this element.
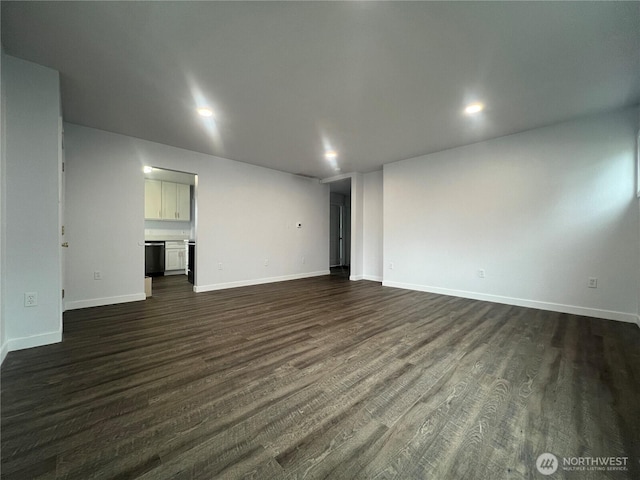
[165,249,181,270]
[176,183,191,221]
[178,249,187,270]
[144,179,162,219]
[161,181,178,220]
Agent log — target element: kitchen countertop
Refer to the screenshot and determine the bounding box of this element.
[145,235,190,241]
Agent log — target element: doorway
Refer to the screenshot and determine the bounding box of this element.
[143,167,197,293]
[328,178,351,278]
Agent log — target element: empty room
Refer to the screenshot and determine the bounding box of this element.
[1,2,639,479]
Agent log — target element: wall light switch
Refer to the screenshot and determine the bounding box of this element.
[588,277,598,288]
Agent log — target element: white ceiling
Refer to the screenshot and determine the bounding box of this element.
[2,2,639,179]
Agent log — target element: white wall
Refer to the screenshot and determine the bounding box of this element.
[350,173,364,280]
[64,124,329,308]
[2,54,62,353]
[363,170,383,281]
[64,125,145,308]
[384,107,640,323]
[637,109,640,327]
[1,50,7,362]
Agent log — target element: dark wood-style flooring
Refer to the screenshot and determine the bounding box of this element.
[2,274,639,479]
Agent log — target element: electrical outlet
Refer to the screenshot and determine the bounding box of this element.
[264,259,269,266]
[218,263,223,270]
[588,277,598,288]
[94,271,102,280]
[24,292,38,307]
[302,256,306,264]
[478,269,486,279]
[389,262,394,270]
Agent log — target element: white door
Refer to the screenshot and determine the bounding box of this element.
[59,117,67,311]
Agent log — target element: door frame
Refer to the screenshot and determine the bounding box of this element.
[323,173,363,280]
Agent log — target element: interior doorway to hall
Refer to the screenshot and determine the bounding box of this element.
[328,178,351,279]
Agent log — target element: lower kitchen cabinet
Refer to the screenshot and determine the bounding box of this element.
[165,241,186,271]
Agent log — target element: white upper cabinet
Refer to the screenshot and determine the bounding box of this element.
[161,181,177,220]
[144,179,162,220]
[176,183,191,221]
[146,180,191,221]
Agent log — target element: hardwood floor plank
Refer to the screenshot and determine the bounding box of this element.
[2,274,639,479]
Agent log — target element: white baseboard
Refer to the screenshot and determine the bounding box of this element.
[65,293,146,311]
[382,281,638,324]
[6,330,62,353]
[164,271,186,276]
[195,270,330,293]
[363,274,383,282]
[349,275,364,281]
[0,341,8,365]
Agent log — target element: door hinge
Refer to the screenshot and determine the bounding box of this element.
[62,162,65,172]
[62,289,65,299]
[61,225,65,235]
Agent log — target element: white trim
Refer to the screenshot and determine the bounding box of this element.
[349,275,364,281]
[636,128,639,198]
[195,270,330,293]
[382,281,638,324]
[7,330,62,352]
[65,293,146,311]
[321,172,357,184]
[0,341,8,364]
[363,275,383,282]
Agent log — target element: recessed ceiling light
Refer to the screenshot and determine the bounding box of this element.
[197,107,214,117]
[325,150,338,160]
[464,102,485,115]
[143,166,153,173]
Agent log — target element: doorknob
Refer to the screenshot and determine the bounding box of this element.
[61,242,69,248]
